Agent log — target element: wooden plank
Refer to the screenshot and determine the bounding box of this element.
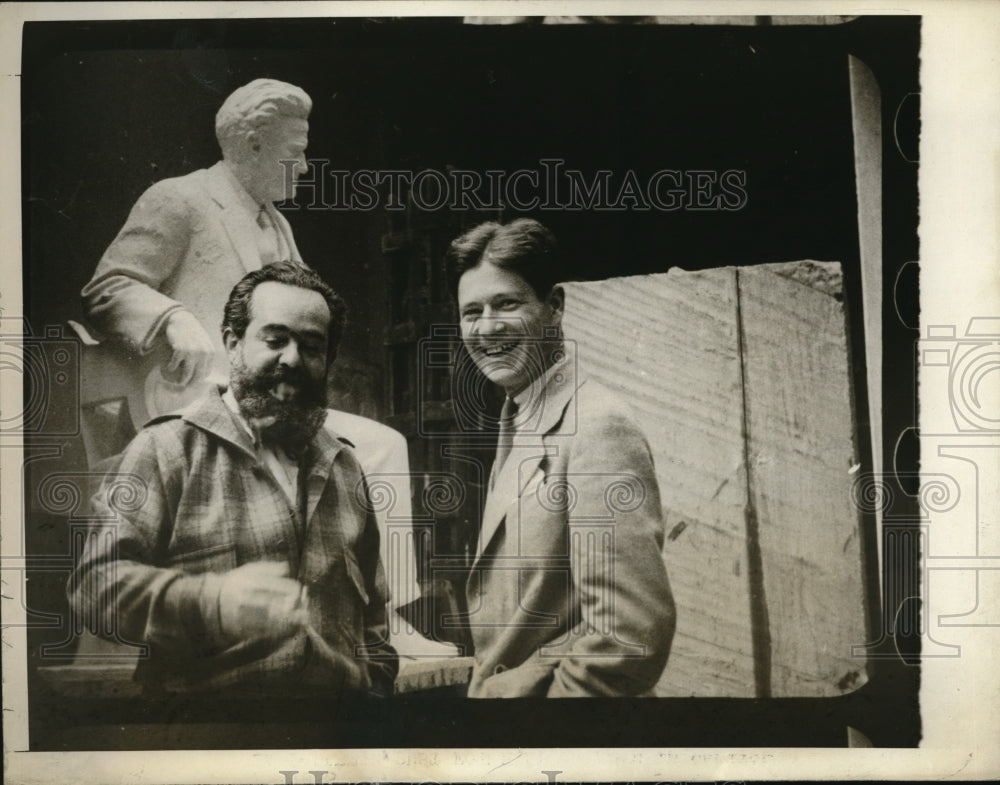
[738,262,870,696]
[563,270,756,697]
[563,262,870,698]
[652,520,757,697]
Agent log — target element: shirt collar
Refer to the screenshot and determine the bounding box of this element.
[219,387,343,470]
[511,342,570,423]
[182,386,342,474]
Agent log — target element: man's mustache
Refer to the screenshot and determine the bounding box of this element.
[249,364,315,392]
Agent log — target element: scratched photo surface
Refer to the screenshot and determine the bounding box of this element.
[16,15,920,750]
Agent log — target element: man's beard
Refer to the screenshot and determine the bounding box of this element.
[230,357,328,455]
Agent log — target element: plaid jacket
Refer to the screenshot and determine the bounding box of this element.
[70,387,398,694]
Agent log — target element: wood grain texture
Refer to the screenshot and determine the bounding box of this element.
[563,270,755,697]
[562,261,869,698]
[738,263,870,697]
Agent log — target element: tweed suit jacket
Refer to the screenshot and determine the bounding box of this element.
[69,387,397,694]
[466,356,676,698]
[81,161,303,381]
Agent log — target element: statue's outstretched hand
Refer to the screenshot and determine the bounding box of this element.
[163,309,215,387]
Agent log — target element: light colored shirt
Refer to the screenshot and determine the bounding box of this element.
[510,343,571,436]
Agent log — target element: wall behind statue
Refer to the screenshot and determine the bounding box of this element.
[23,18,909,424]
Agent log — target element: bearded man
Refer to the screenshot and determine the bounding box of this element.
[74,78,426,638]
[69,262,398,697]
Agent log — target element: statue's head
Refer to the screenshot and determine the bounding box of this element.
[215,79,312,202]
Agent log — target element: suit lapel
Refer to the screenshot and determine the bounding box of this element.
[472,361,581,566]
[204,163,265,274]
[476,443,545,561]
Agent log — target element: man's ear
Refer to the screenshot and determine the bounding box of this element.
[222,327,240,355]
[547,285,565,322]
[245,129,262,156]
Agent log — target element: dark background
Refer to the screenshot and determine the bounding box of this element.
[25,17,904,393]
[21,15,920,750]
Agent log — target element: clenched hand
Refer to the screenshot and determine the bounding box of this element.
[216,561,309,643]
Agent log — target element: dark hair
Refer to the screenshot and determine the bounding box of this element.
[222,261,347,360]
[446,218,563,301]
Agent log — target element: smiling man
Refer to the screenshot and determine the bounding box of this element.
[449,218,676,698]
[69,263,398,697]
